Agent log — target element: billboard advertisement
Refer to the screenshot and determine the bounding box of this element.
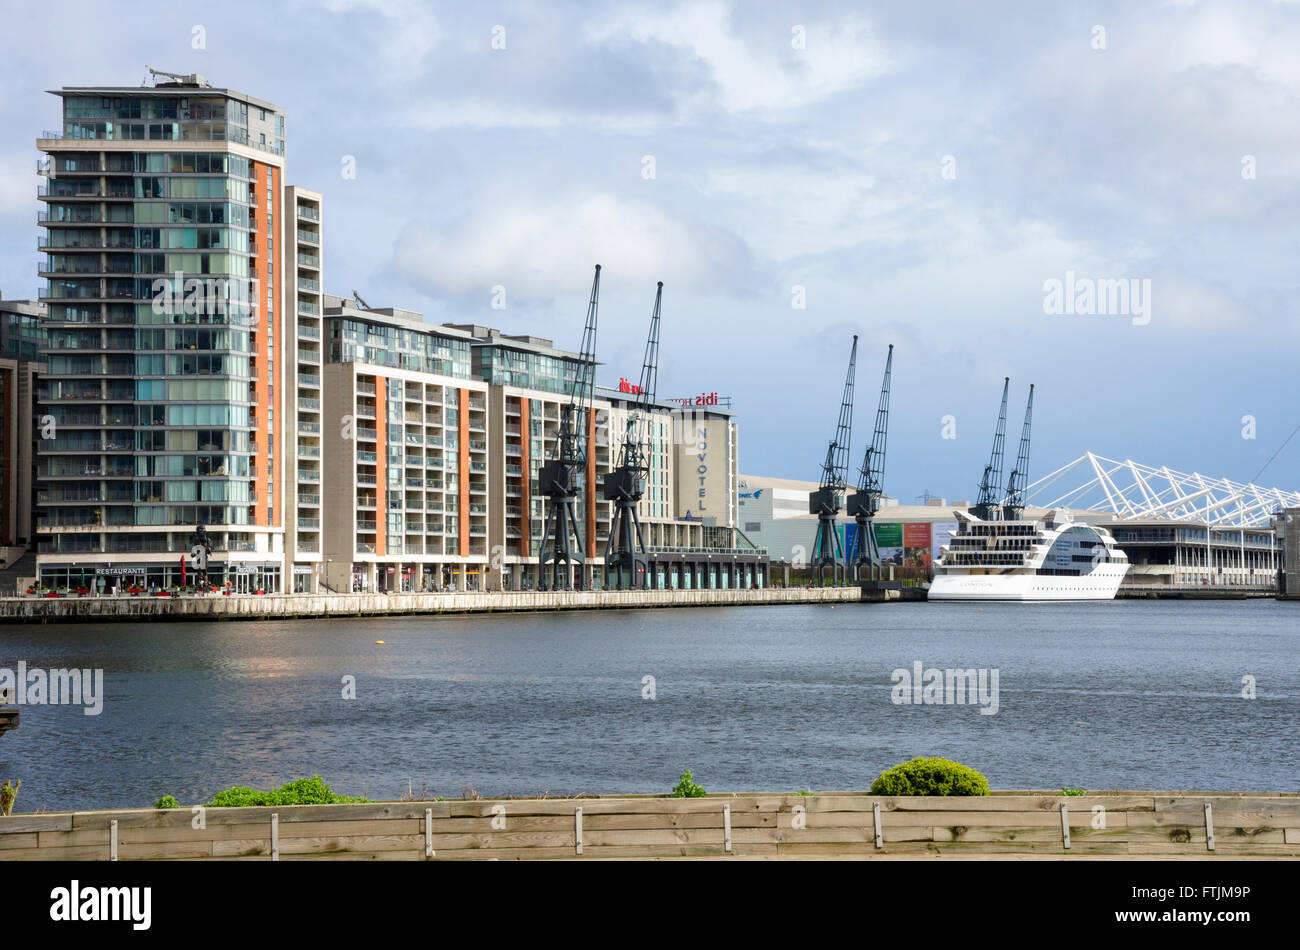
[903,522,933,568]
[873,522,903,566]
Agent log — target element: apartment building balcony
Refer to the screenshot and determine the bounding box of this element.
[298,421,320,435]
[297,469,321,483]
[297,446,320,459]
[298,397,321,412]
[297,253,320,269]
[505,403,521,417]
[297,300,320,317]
[297,276,320,293]
[469,462,487,474]
[355,406,376,419]
[505,425,521,436]
[297,493,321,507]
[356,381,377,396]
[405,522,425,534]
[357,451,377,463]
[505,486,523,498]
[297,517,321,530]
[296,229,320,246]
[356,542,376,554]
[357,474,378,486]
[425,435,443,447]
[405,477,424,489]
[357,520,377,531]
[297,348,320,365]
[297,205,320,221]
[298,372,321,388]
[356,428,377,442]
[296,324,320,340]
[297,541,321,553]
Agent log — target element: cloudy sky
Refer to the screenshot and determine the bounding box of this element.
[2,0,1299,502]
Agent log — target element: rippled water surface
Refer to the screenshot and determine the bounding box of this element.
[1,600,1296,810]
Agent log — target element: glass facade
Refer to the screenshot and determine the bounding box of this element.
[57,94,284,156]
[477,345,580,394]
[327,317,471,378]
[36,89,282,585]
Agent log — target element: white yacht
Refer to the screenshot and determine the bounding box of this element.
[929,507,1128,601]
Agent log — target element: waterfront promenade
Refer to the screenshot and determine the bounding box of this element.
[0,585,876,623]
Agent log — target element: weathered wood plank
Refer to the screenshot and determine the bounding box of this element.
[0,814,73,833]
[118,840,213,860]
[213,838,270,858]
[0,832,38,850]
[37,829,111,849]
[0,844,110,861]
[276,834,425,855]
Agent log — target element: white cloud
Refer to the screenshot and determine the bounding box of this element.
[588,2,896,115]
[311,0,443,75]
[391,192,758,302]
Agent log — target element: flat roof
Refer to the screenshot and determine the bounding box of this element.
[50,85,283,113]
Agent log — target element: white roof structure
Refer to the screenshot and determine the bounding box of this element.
[1021,452,1300,528]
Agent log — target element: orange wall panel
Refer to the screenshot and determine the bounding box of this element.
[375,377,386,557]
[519,398,530,558]
[458,389,470,556]
[586,409,596,556]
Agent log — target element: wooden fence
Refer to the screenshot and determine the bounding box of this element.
[2,792,1296,860]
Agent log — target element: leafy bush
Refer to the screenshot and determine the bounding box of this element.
[207,776,369,808]
[209,786,270,807]
[1059,787,1087,796]
[669,769,707,798]
[154,795,180,809]
[869,757,989,796]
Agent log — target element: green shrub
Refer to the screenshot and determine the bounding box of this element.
[209,786,270,807]
[669,769,707,798]
[206,776,369,808]
[1059,787,1087,796]
[154,795,180,809]
[869,757,989,796]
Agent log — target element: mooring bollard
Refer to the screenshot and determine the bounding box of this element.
[723,803,732,854]
[1204,802,1215,852]
[425,808,434,858]
[1060,802,1071,850]
[110,819,118,861]
[873,801,883,849]
[271,812,279,861]
[574,806,583,856]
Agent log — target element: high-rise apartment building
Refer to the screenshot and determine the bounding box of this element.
[35,78,287,591]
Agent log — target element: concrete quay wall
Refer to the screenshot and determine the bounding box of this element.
[0,585,872,623]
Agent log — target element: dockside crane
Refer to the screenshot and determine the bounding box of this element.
[847,344,893,581]
[537,265,600,591]
[808,336,857,586]
[1002,385,1035,521]
[603,282,662,589]
[971,377,1010,521]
